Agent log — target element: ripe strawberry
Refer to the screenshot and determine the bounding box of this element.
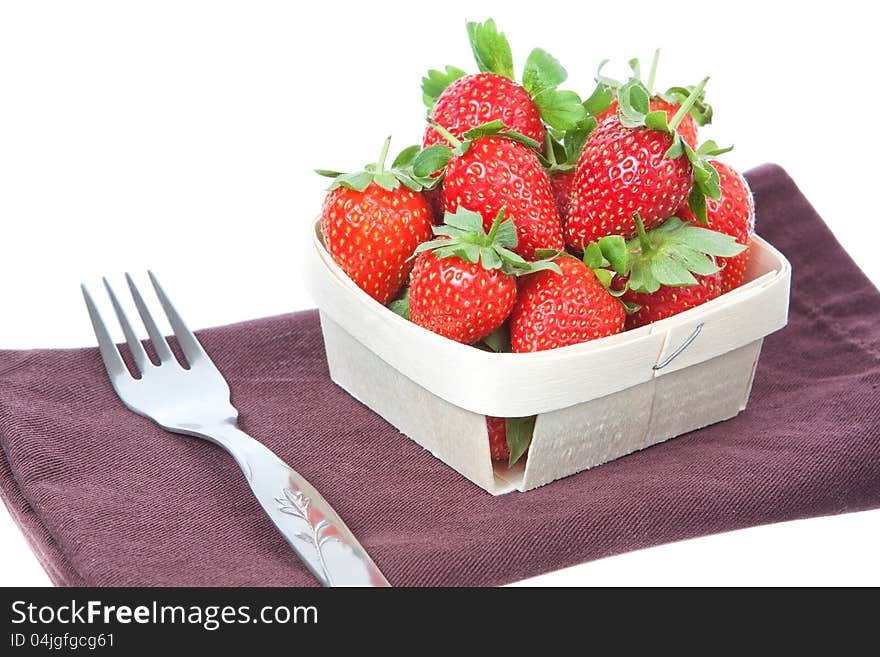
[566,78,724,249]
[595,97,699,150]
[676,161,755,292]
[424,73,544,149]
[604,214,745,327]
[318,138,433,305]
[441,134,564,260]
[549,170,576,220]
[566,116,693,248]
[510,257,625,352]
[408,207,560,345]
[409,250,517,344]
[421,19,585,150]
[617,269,723,329]
[487,417,509,461]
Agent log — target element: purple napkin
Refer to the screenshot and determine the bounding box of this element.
[1,164,879,587]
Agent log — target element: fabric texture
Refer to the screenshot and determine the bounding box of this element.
[1,164,879,587]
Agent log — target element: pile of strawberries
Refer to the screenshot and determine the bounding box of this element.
[318,20,755,465]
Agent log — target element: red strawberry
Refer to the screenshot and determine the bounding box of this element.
[424,73,544,150]
[408,207,558,345]
[421,19,586,152]
[510,257,625,352]
[565,116,693,248]
[487,417,509,461]
[596,97,698,150]
[440,133,565,260]
[318,138,433,305]
[409,250,516,344]
[486,416,535,465]
[566,78,722,249]
[676,161,755,292]
[549,170,576,221]
[617,269,723,329]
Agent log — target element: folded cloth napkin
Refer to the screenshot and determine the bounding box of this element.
[2,164,879,587]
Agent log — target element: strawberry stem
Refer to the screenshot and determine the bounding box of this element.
[376,135,392,175]
[427,119,463,149]
[646,49,659,95]
[544,132,558,168]
[486,208,506,243]
[634,214,652,255]
[668,77,708,132]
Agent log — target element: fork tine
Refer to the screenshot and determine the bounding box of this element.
[147,270,209,366]
[81,284,128,379]
[102,277,149,374]
[124,273,175,364]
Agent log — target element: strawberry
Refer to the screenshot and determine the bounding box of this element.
[617,269,723,329]
[424,73,544,149]
[565,78,728,249]
[549,170,576,220]
[422,19,585,150]
[487,417,509,461]
[408,207,560,344]
[602,214,745,327]
[542,120,595,221]
[588,51,711,150]
[486,416,535,466]
[414,121,565,260]
[317,138,434,305]
[510,256,626,352]
[676,161,755,292]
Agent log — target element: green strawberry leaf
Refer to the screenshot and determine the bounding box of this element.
[616,78,652,128]
[493,218,519,248]
[650,255,698,287]
[687,185,708,225]
[422,65,467,110]
[644,109,669,132]
[412,145,453,177]
[697,140,734,158]
[522,48,568,97]
[392,145,421,169]
[444,207,485,233]
[315,169,344,178]
[583,82,615,117]
[388,288,411,320]
[592,267,615,289]
[466,19,514,79]
[583,242,609,270]
[675,223,747,257]
[598,235,628,275]
[328,170,374,192]
[534,89,586,132]
[506,416,536,466]
[667,244,720,276]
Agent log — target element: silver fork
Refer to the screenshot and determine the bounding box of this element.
[82,272,391,587]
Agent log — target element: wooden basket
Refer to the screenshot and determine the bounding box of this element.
[304,221,791,494]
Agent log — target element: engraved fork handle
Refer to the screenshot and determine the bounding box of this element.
[205,424,391,587]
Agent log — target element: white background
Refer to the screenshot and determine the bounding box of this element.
[0,1,877,586]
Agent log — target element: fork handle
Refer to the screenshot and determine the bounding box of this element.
[210,425,391,587]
